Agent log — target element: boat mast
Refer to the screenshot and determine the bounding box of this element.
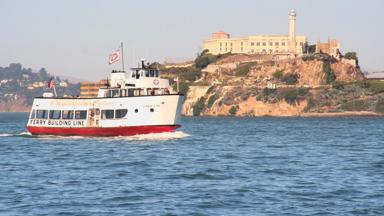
[121,42,125,72]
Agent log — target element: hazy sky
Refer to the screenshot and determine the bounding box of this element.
[1,0,383,81]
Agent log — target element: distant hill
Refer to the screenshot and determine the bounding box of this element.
[0,63,80,112]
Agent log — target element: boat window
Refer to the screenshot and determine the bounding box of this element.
[150,108,154,112]
[132,72,135,78]
[62,110,74,119]
[75,110,87,119]
[110,90,119,97]
[101,110,114,119]
[49,110,62,119]
[145,70,149,77]
[155,70,159,77]
[150,70,154,77]
[36,110,48,119]
[121,89,127,97]
[115,109,128,118]
[134,109,138,113]
[136,70,140,79]
[30,110,36,119]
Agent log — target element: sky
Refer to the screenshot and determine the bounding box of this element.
[0,0,383,81]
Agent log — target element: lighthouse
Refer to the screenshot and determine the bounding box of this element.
[288,9,297,54]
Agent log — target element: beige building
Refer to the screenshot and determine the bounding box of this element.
[203,10,307,55]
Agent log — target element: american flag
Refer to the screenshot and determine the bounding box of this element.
[108,50,120,64]
[47,78,55,89]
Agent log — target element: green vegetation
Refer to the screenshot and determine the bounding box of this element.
[357,80,384,94]
[302,53,333,62]
[228,105,239,115]
[206,85,216,94]
[194,49,230,69]
[235,62,256,76]
[375,97,384,113]
[323,61,336,84]
[272,70,284,79]
[207,93,219,108]
[282,73,299,85]
[177,82,190,96]
[263,87,277,96]
[163,66,201,82]
[280,88,309,105]
[193,97,206,116]
[341,100,373,111]
[344,52,358,60]
[332,82,345,90]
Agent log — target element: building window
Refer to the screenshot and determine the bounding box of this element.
[282,42,286,46]
[262,42,266,46]
[300,42,304,46]
[256,42,260,46]
[49,110,61,119]
[115,109,128,118]
[251,49,254,53]
[251,42,254,46]
[75,110,87,119]
[269,42,273,46]
[275,42,279,46]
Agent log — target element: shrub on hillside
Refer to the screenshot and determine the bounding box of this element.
[341,100,373,112]
[235,62,256,76]
[207,93,219,108]
[282,73,299,85]
[280,88,309,105]
[272,70,284,79]
[195,49,218,69]
[323,61,336,84]
[229,105,239,115]
[375,97,384,113]
[343,52,358,60]
[193,97,206,116]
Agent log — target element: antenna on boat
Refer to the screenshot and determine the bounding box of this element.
[121,42,125,72]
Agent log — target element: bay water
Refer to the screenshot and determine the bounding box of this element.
[0,113,383,215]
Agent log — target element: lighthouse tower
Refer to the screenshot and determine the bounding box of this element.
[288,9,297,54]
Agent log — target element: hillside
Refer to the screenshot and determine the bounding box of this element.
[162,52,384,116]
[0,63,80,112]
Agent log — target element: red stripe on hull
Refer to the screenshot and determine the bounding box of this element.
[27,125,181,136]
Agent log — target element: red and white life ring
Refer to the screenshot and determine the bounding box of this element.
[153,79,159,85]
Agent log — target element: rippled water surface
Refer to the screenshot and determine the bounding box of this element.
[1,113,384,215]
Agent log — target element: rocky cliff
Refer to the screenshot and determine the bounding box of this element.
[181,53,384,116]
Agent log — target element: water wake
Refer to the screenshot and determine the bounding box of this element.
[0,133,13,137]
[6,131,190,141]
[117,131,191,141]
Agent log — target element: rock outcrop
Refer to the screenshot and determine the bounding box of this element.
[182,53,379,117]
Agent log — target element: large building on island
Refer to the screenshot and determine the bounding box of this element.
[203,10,307,56]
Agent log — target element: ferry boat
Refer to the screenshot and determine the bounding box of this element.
[26,60,184,136]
